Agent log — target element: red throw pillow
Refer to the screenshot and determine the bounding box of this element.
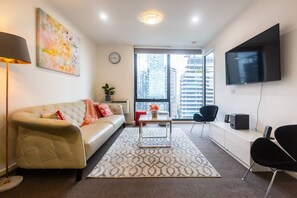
[55,110,65,120]
[97,103,114,117]
[93,104,103,118]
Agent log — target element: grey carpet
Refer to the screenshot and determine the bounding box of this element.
[1,124,297,198]
[88,128,220,178]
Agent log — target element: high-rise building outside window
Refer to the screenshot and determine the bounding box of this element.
[134,49,214,120]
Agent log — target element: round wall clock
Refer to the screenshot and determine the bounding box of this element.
[109,52,121,64]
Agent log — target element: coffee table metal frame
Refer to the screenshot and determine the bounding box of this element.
[138,115,172,148]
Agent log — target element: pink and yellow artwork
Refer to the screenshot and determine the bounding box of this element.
[36,8,80,76]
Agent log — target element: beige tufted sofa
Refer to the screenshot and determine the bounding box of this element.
[11,100,125,180]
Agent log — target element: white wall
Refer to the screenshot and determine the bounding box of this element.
[0,0,97,175]
[96,45,134,123]
[205,0,297,134]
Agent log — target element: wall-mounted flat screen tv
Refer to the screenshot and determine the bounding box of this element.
[225,24,281,85]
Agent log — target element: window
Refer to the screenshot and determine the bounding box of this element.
[135,53,169,112]
[134,49,214,120]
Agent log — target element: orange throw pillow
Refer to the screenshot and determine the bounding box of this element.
[97,103,114,117]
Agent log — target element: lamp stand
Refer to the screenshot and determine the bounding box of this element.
[0,62,23,192]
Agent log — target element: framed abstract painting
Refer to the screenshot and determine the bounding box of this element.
[36,8,80,76]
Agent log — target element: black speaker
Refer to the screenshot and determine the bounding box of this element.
[230,114,249,130]
[224,115,230,123]
[263,125,272,139]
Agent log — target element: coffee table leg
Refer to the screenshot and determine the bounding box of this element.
[139,122,142,147]
[170,121,172,147]
[165,122,168,138]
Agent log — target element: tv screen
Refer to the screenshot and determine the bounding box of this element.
[225,24,281,85]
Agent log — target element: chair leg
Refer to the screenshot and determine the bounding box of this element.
[264,170,278,198]
[200,123,205,138]
[190,123,195,133]
[242,161,255,180]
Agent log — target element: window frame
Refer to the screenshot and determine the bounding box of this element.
[134,53,171,117]
[203,50,215,106]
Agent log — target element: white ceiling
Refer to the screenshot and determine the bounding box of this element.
[47,0,254,48]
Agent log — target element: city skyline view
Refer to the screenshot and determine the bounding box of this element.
[135,52,214,119]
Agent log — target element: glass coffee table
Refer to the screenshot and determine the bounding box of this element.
[138,114,172,148]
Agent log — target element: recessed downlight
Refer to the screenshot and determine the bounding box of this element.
[191,16,199,23]
[99,13,108,21]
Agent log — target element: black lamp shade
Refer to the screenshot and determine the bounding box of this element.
[0,32,31,64]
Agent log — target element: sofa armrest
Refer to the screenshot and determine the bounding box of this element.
[12,112,86,169]
[107,104,124,115]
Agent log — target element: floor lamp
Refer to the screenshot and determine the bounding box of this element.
[0,32,31,192]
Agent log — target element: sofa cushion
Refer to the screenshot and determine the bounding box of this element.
[94,115,125,129]
[81,123,114,159]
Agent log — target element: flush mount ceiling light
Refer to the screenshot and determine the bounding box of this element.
[138,9,163,25]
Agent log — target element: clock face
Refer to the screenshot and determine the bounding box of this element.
[109,52,121,64]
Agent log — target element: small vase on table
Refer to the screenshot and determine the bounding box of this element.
[151,110,158,119]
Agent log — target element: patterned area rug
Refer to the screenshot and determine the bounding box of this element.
[88,127,221,178]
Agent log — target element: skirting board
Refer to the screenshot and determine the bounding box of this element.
[0,163,17,177]
[173,121,197,124]
[126,121,135,125]
[287,172,297,179]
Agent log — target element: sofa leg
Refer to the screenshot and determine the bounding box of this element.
[122,123,126,128]
[76,169,83,182]
[16,167,24,175]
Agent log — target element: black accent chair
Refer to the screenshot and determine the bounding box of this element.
[190,105,219,137]
[242,125,273,180]
[243,125,297,198]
